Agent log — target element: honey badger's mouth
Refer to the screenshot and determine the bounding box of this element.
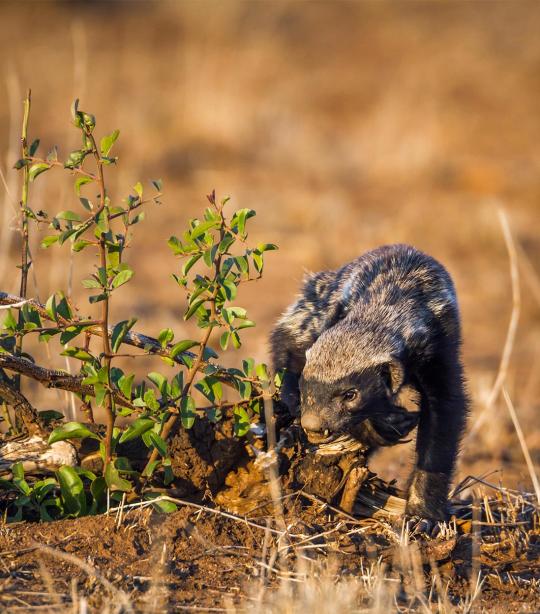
[305,430,367,456]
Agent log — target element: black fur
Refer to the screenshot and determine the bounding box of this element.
[270,244,469,520]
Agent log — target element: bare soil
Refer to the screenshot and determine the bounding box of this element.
[1,431,538,613]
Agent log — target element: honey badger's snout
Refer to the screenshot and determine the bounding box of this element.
[301,410,333,443]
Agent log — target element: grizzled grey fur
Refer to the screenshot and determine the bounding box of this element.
[270,244,469,521]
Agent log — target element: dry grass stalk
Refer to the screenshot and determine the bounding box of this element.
[502,387,540,505]
[468,206,521,439]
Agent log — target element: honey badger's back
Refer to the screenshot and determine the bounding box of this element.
[271,244,458,383]
[271,244,469,521]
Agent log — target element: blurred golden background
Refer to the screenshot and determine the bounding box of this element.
[1,1,539,488]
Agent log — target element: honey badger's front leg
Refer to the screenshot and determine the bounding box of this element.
[407,346,468,521]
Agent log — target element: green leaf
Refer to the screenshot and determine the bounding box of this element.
[143,389,160,411]
[61,347,94,362]
[46,146,58,162]
[235,256,248,274]
[100,129,120,156]
[48,422,100,445]
[242,358,255,376]
[237,320,255,330]
[170,339,199,358]
[104,461,132,492]
[3,309,17,331]
[90,476,107,511]
[75,176,93,195]
[56,466,86,517]
[150,498,177,513]
[237,379,252,400]
[233,406,250,437]
[72,239,92,252]
[111,268,133,289]
[151,178,163,191]
[218,234,235,254]
[182,253,202,276]
[58,228,79,245]
[180,396,196,429]
[79,197,93,211]
[118,373,134,399]
[190,220,219,240]
[232,208,255,236]
[231,331,241,349]
[60,325,83,345]
[57,210,82,222]
[148,371,167,395]
[29,163,51,182]
[170,372,184,398]
[158,328,174,348]
[168,236,185,255]
[256,364,270,382]
[148,431,168,457]
[94,383,107,407]
[222,279,237,300]
[28,139,40,156]
[134,181,143,198]
[119,418,155,443]
[82,278,101,289]
[89,293,107,304]
[220,331,230,350]
[111,318,137,353]
[13,158,29,170]
[252,251,263,273]
[183,298,205,321]
[256,243,278,252]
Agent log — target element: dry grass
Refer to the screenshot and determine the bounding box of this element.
[1,480,538,613]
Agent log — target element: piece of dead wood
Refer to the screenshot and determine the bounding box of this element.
[0,434,77,476]
[0,353,135,411]
[0,378,45,437]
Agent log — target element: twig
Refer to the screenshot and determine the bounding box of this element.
[0,300,29,310]
[35,542,132,614]
[0,352,134,410]
[109,494,300,538]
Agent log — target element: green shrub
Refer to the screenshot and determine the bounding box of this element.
[0,94,279,520]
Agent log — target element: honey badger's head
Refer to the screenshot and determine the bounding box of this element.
[300,321,410,445]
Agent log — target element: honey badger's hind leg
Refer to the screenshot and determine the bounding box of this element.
[406,344,469,523]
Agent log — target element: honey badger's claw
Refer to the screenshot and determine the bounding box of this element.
[405,516,443,538]
[371,409,419,443]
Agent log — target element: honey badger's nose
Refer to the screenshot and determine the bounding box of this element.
[301,412,323,434]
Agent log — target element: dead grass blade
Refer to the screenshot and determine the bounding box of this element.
[468,206,520,439]
[502,387,540,505]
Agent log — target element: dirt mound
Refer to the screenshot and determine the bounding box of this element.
[1,467,538,613]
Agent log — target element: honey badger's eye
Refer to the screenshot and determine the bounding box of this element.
[342,389,359,403]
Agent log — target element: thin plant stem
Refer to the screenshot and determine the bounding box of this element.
[86,127,115,465]
[14,90,31,392]
[142,205,225,474]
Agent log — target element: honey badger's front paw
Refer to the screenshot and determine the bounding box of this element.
[403,515,447,538]
[406,469,450,523]
[370,408,419,444]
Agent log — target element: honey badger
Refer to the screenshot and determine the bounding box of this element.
[270,244,469,521]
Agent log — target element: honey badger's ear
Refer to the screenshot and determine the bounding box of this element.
[382,359,405,397]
